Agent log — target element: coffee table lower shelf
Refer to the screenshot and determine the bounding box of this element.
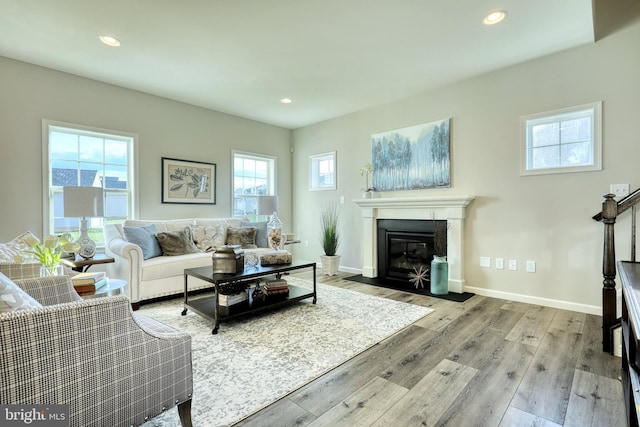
[183,284,315,333]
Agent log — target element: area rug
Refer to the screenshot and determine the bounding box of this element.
[141,276,433,427]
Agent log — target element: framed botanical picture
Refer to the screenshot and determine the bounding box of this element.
[161,157,216,204]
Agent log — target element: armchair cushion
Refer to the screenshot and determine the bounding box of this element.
[0,231,38,263]
[0,272,42,313]
[123,224,163,260]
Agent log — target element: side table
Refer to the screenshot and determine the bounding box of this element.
[69,253,115,272]
[77,279,127,299]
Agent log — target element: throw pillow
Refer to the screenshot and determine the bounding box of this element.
[156,227,200,256]
[123,224,163,260]
[240,221,268,248]
[0,231,39,263]
[191,224,225,252]
[226,226,258,249]
[0,272,42,313]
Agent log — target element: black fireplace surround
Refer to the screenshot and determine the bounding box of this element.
[377,219,447,288]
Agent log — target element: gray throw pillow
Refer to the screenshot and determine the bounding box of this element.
[226,226,258,249]
[240,221,268,248]
[0,272,42,313]
[123,224,163,260]
[156,227,200,256]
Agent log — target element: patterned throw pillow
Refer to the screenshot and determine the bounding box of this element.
[0,272,42,313]
[0,231,39,263]
[226,226,258,249]
[191,224,225,252]
[156,227,200,256]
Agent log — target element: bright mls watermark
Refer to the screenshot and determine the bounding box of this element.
[1,405,69,426]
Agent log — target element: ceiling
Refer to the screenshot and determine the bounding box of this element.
[0,1,596,129]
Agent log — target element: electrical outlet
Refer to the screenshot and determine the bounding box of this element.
[303,240,309,248]
[610,184,630,198]
[526,260,536,273]
[495,258,504,269]
[340,196,345,204]
[508,259,517,271]
[480,257,491,268]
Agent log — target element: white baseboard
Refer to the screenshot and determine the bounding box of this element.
[464,285,602,315]
[336,266,609,316]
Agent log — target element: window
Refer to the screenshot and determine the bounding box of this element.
[43,120,136,247]
[521,102,602,176]
[309,151,336,191]
[232,151,276,219]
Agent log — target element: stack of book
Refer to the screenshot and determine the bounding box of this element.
[263,278,289,299]
[72,271,108,293]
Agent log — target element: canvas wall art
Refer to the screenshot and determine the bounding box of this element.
[371,118,450,191]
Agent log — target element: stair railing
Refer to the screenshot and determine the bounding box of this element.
[593,189,640,353]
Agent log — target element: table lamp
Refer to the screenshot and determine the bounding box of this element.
[63,186,104,259]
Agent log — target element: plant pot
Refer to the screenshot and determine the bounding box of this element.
[320,255,341,276]
[362,191,372,199]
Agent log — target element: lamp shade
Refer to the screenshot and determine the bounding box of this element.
[257,195,279,215]
[63,186,104,218]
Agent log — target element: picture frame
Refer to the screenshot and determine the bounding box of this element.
[309,151,337,191]
[161,157,216,204]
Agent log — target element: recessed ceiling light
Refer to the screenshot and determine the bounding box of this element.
[280,98,293,104]
[99,35,121,47]
[483,10,507,25]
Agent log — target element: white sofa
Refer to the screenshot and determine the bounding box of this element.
[104,217,269,309]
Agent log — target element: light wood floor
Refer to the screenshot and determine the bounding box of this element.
[234,272,625,427]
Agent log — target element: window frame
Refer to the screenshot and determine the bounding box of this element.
[42,119,138,246]
[309,151,337,191]
[231,150,277,219]
[520,101,602,176]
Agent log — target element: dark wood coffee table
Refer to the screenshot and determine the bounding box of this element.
[182,260,316,334]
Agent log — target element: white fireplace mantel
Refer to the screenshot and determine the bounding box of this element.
[354,195,475,293]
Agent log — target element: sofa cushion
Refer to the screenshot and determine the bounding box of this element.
[226,226,258,249]
[142,252,212,282]
[191,224,225,252]
[123,224,163,260]
[240,221,268,248]
[156,227,200,256]
[0,272,42,313]
[0,231,39,263]
[124,219,196,233]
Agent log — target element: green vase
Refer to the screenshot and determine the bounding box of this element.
[430,256,448,295]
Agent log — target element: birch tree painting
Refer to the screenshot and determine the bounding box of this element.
[371,119,450,191]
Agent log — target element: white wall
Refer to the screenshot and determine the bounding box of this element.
[291,13,640,314]
[0,57,292,242]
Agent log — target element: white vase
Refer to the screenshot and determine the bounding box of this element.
[40,264,64,277]
[362,191,372,199]
[320,255,341,276]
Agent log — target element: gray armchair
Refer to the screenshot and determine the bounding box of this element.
[0,275,193,427]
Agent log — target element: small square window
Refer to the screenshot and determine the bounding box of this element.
[309,152,336,191]
[520,102,602,176]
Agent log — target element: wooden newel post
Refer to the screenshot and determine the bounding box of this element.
[601,193,618,353]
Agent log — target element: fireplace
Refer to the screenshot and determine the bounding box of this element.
[354,195,474,293]
[377,219,447,285]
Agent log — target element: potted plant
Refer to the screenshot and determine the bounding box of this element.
[360,162,374,198]
[319,202,340,276]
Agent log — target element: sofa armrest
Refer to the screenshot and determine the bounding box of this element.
[0,295,192,427]
[105,236,143,303]
[15,275,82,305]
